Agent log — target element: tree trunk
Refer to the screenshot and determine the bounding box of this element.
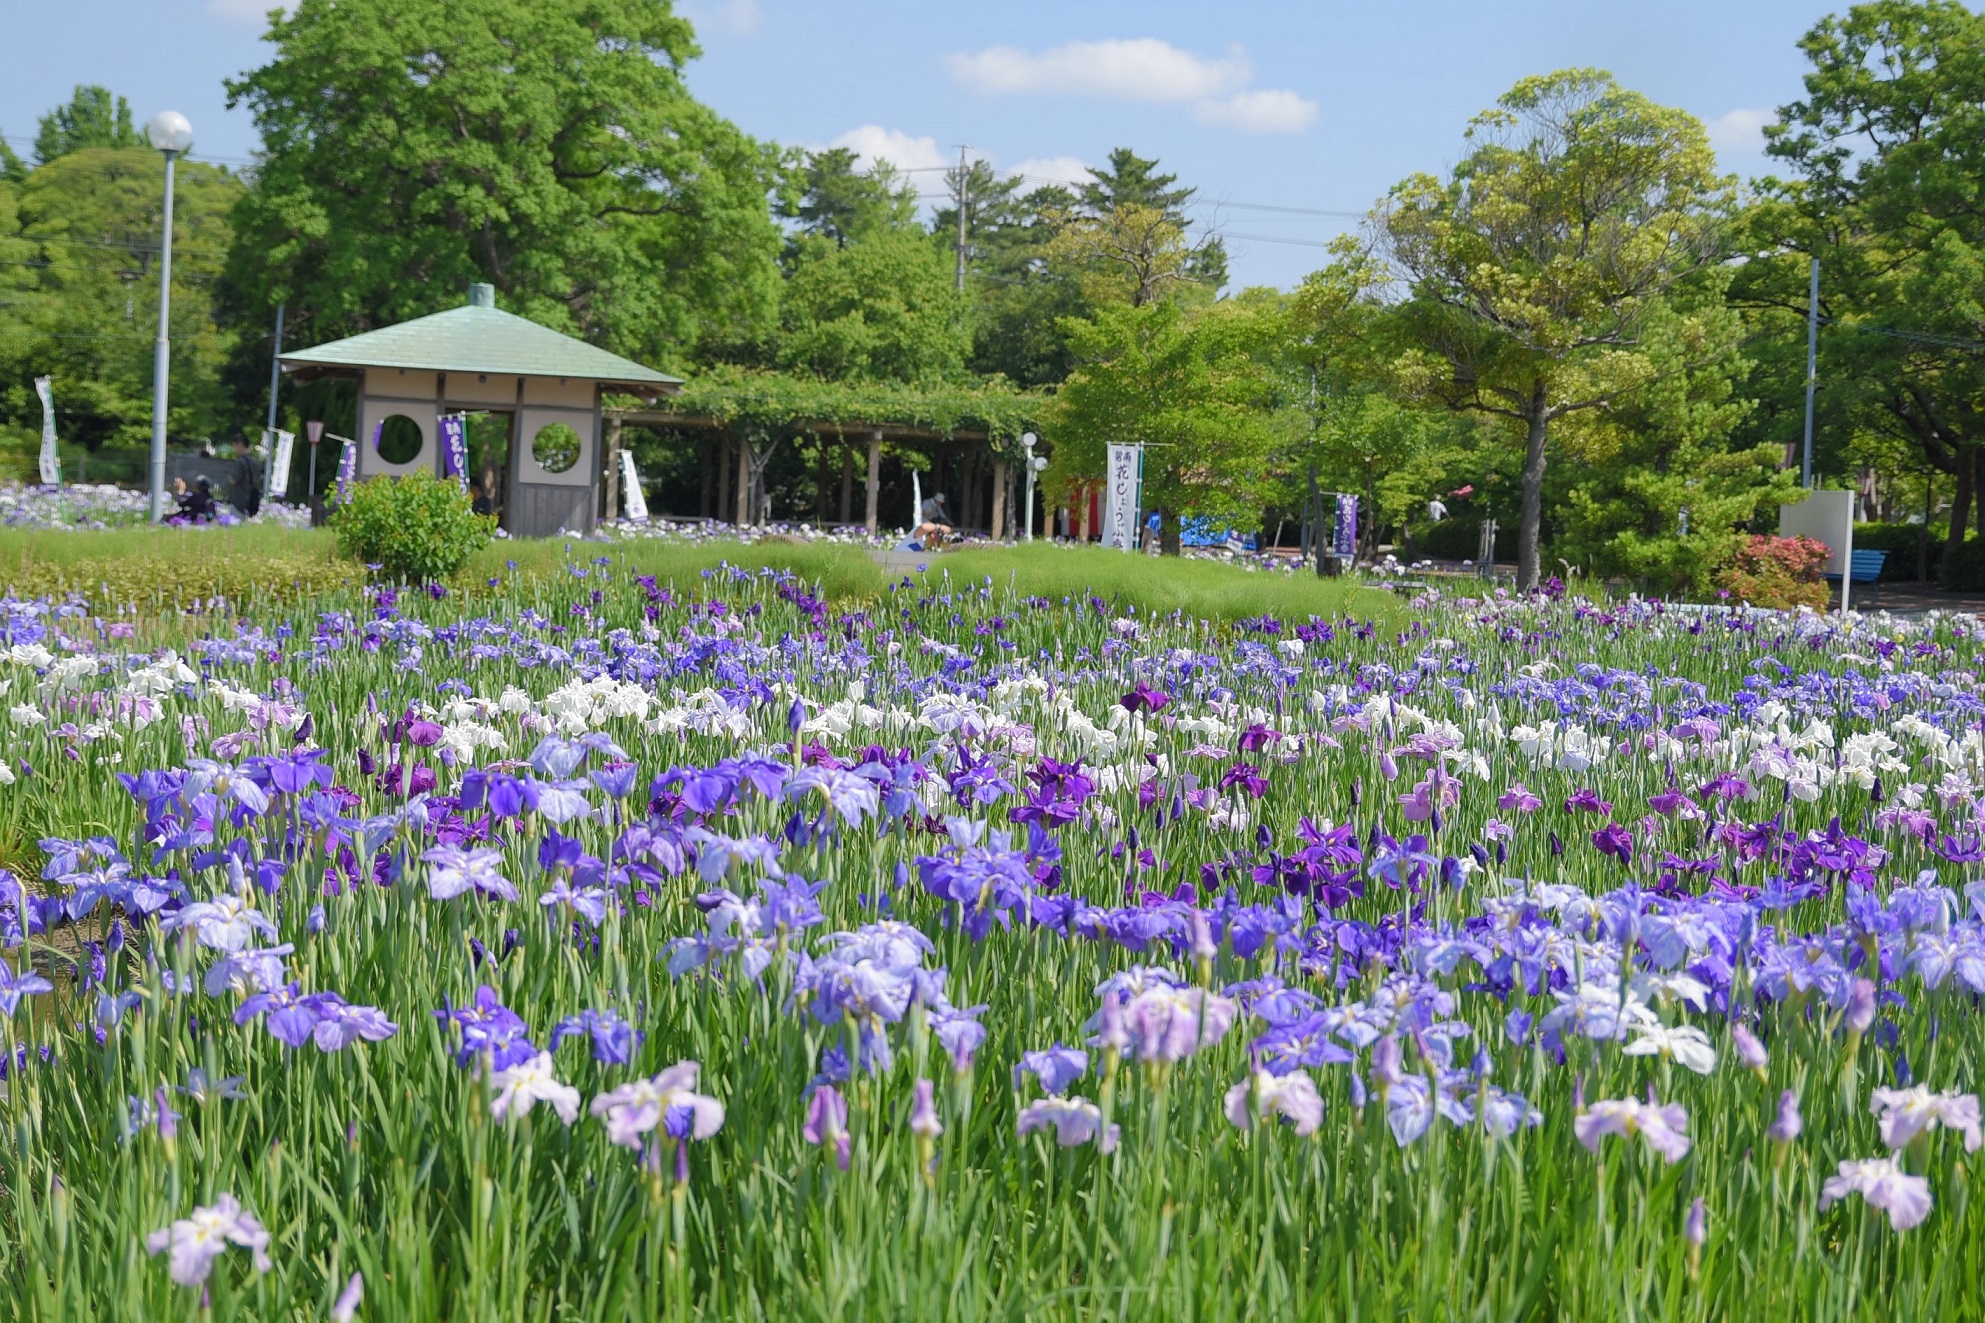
[1517,397,1550,591]
[1945,444,1977,579]
[864,432,881,534]
[1160,507,1181,557]
[991,458,1008,541]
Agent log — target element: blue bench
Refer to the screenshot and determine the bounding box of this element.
[1823,549,1888,585]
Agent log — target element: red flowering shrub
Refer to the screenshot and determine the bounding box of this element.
[1715,535,1831,610]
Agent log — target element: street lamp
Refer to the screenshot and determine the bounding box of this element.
[1021,432,1047,542]
[146,110,192,522]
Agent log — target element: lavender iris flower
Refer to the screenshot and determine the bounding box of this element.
[1574,1097,1691,1163]
[1224,1069,1325,1136]
[1767,1090,1803,1144]
[591,1061,725,1148]
[487,1052,581,1124]
[421,846,516,903]
[435,985,536,1069]
[1819,1157,1933,1230]
[0,957,54,1015]
[1869,1085,1982,1152]
[145,1193,272,1286]
[1016,1096,1120,1152]
[330,1272,365,1323]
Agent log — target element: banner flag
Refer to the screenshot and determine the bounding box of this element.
[619,448,649,521]
[268,430,295,499]
[33,376,59,486]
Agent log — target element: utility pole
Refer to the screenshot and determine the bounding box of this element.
[951,144,970,294]
[1802,256,1819,489]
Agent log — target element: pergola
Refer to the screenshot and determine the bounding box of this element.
[602,408,1010,535]
[280,284,679,537]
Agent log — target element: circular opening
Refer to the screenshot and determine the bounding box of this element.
[375,414,423,465]
[531,422,582,474]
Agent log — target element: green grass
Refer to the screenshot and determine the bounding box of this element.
[920,542,1409,625]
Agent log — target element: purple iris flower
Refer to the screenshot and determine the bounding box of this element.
[306,995,398,1051]
[1591,823,1634,864]
[803,1083,852,1170]
[0,957,54,1015]
[1120,681,1171,714]
[435,985,536,1069]
[1564,789,1614,816]
[551,1008,639,1065]
[1014,1045,1089,1095]
[1497,784,1542,814]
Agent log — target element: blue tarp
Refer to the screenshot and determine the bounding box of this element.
[1147,513,1257,550]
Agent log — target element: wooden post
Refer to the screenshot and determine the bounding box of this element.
[603,413,622,524]
[864,431,881,534]
[991,457,1008,542]
[1076,485,1092,542]
[840,444,854,524]
[699,437,712,519]
[735,440,751,526]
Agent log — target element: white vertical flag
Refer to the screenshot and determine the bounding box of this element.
[1104,443,1139,552]
[268,430,295,499]
[33,377,59,486]
[619,447,649,521]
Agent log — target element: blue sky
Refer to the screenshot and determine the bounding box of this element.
[6,0,1840,290]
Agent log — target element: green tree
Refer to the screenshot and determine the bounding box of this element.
[1046,296,1288,554]
[1746,0,1985,573]
[1079,148,1226,290]
[1374,69,1733,588]
[34,86,144,165]
[0,148,242,469]
[932,165,1087,385]
[778,233,966,384]
[785,149,918,251]
[224,0,786,367]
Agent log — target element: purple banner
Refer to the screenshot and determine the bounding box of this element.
[1332,494,1358,559]
[439,414,468,489]
[338,427,366,502]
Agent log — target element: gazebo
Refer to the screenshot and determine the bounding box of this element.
[279,283,679,537]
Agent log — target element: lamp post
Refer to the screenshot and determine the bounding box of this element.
[1021,432,1047,542]
[146,111,193,522]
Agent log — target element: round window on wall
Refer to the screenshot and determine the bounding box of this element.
[375,414,423,465]
[531,422,582,474]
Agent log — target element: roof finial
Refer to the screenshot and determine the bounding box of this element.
[468,283,495,308]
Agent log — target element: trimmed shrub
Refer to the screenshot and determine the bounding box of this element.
[1854,522,1943,582]
[1945,536,1985,592]
[1716,534,1831,610]
[332,471,494,583]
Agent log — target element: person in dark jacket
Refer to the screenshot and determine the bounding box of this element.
[227,435,263,517]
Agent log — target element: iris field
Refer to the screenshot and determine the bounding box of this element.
[1,552,1982,1320]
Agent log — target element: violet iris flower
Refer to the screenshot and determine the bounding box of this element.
[421,846,516,902]
[1574,1097,1691,1163]
[0,957,54,1015]
[803,1083,852,1169]
[1224,1069,1325,1136]
[551,1008,640,1065]
[435,985,536,1069]
[1014,1045,1089,1096]
[1869,1085,1982,1152]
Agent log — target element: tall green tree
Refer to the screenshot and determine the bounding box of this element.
[0,148,242,469]
[224,0,787,367]
[785,149,918,252]
[1079,148,1226,290]
[932,165,1087,386]
[1746,0,1985,570]
[34,86,144,165]
[1046,296,1289,554]
[778,232,967,384]
[1374,69,1733,588]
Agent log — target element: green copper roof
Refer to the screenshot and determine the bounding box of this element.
[280,287,680,389]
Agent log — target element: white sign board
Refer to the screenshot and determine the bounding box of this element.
[1104,443,1140,552]
[1780,488,1855,611]
[268,429,295,499]
[619,448,649,521]
[33,376,59,486]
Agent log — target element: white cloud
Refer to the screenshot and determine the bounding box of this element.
[1008,156,1093,189]
[207,0,293,24]
[945,38,1250,104]
[682,0,762,36]
[945,37,1314,135]
[1707,108,1772,157]
[827,125,950,175]
[1194,89,1318,135]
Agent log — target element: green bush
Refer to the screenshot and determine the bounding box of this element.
[1854,521,1942,582]
[1944,536,1985,592]
[331,470,494,582]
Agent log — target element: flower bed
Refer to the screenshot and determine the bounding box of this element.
[3,572,1985,1315]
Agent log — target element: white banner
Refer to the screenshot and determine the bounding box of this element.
[619,447,649,521]
[33,376,59,486]
[1104,443,1140,552]
[267,429,295,499]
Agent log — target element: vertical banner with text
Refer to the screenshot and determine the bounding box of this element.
[267,430,295,499]
[438,415,468,490]
[1332,494,1358,560]
[1104,443,1140,552]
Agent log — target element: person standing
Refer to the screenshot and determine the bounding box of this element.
[227,434,263,517]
